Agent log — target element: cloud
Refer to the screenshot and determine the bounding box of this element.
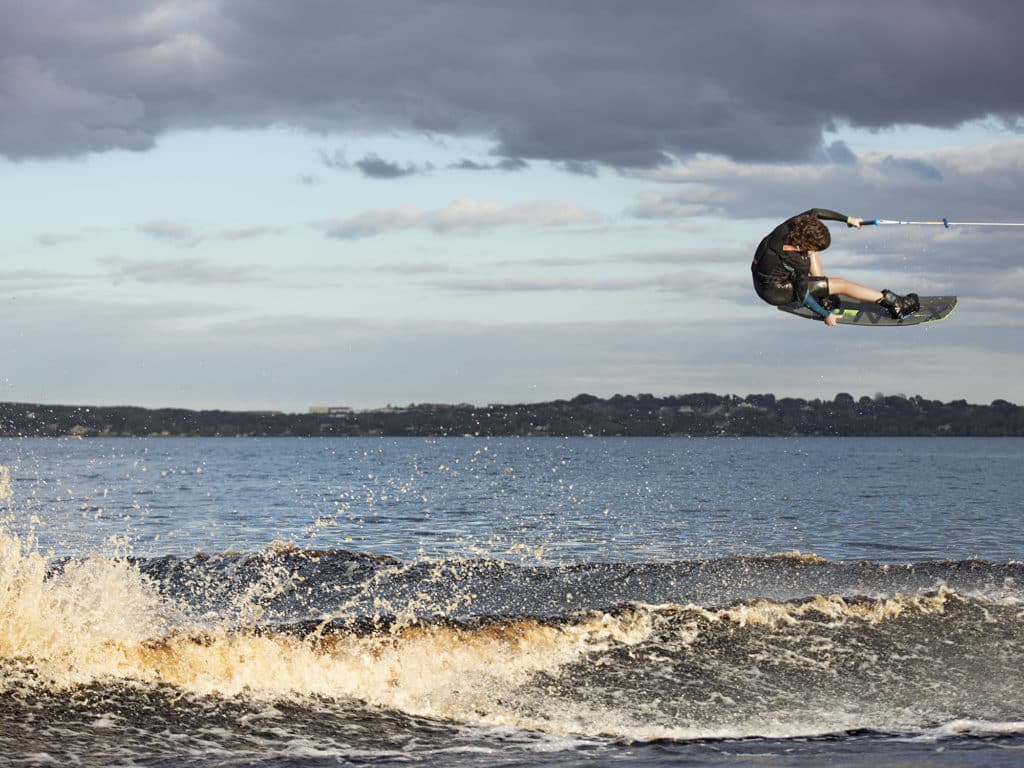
[628,142,1024,225]
[37,232,85,247]
[450,157,528,172]
[879,155,944,182]
[3,2,1024,166]
[355,153,429,179]
[430,269,743,301]
[319,197,603,239]
[0,55,152,158]
[0,268,96,292]
[139,219,202,247]
[101,255,263,285]
[4,294,1022,412]
[820,141,857,165]
[434,276,661,293]
[611,248,738,266]
[621,142,1024,299]
[559,160,600,177]
[319,149,348,171]
[321,148,431,178]
[371,261,454,276]
[218,226,279,240]
[492,255,605,269]
[137,222,278,246]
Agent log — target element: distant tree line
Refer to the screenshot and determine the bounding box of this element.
[1,393,1022,437]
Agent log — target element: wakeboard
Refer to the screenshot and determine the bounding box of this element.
[778,295,957,326]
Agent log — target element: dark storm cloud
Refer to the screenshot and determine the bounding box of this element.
[354,153,429,179]
[321,148,430,178]
[559,160,601,177]
[3,1,1023,166]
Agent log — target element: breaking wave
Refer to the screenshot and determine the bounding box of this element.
[3,523,1023,746]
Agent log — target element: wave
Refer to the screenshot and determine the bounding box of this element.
[133,543,1024,625]
[3,527,1024,744]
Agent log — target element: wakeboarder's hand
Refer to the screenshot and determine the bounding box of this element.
[824,314,839,327]
[848,217,864,229]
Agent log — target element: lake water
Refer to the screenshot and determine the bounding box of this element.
[1,437,1023,766]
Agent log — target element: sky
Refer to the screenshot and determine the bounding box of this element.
[2,0,1024,412]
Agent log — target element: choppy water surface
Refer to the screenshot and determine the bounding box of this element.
[1,437,1022,767]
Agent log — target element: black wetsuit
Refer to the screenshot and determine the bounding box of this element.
[751,208,849,318]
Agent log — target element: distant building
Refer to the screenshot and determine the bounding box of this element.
[309,406,354,417]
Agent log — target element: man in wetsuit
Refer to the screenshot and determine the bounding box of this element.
[752,208,919,327]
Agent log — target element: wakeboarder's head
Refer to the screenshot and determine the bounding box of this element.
[789,215,831,251]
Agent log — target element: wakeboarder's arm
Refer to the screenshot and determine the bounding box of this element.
[798,209,864,229]
[798,208,848,223]
[802,292,832,321]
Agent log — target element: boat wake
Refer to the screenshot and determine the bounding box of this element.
[3,524,1023,753]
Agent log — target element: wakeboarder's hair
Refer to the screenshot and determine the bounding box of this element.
[789,215,831,251]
